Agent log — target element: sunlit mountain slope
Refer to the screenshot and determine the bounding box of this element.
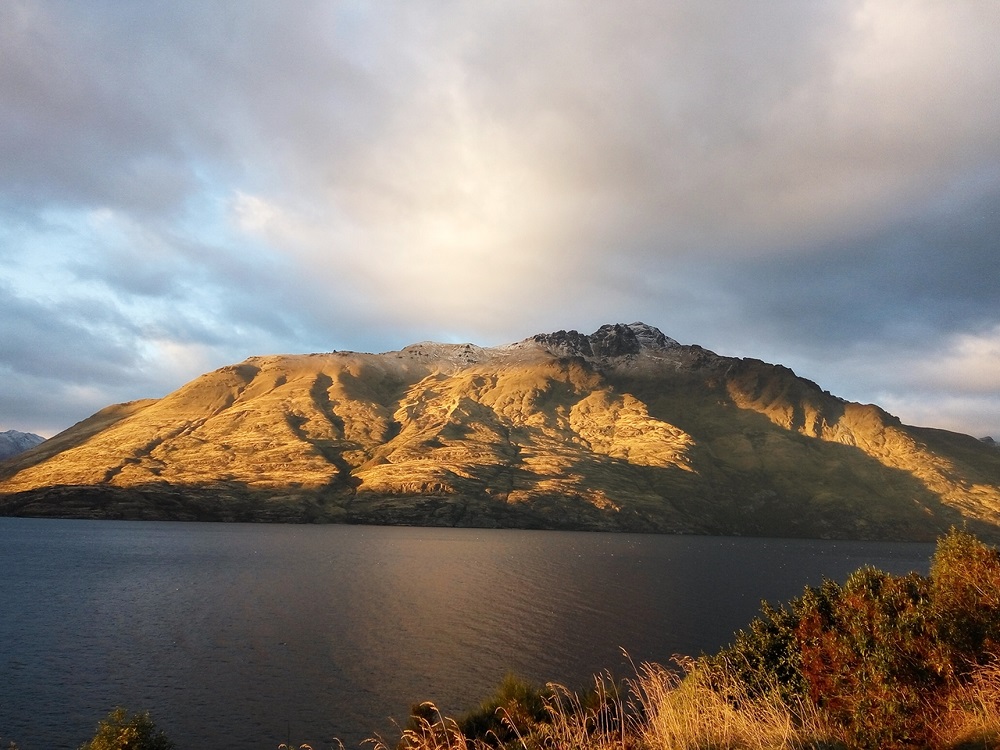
[2,323,999,540]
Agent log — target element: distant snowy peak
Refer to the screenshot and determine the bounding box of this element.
[0,430,44,461]
[529,322,680,359]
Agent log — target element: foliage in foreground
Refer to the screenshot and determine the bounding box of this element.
[715,526,1000,748]
[78,708,174,750]
[379,527,1000,750]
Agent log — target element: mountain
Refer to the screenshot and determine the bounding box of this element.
[0,430,45,462]
[2,323,999,540]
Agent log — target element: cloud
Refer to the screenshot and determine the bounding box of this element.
[874,353,1000,440]
[1,0,999,437]
[0,282,136,382]
[909,325,1000,396]
[707,180,1000,356]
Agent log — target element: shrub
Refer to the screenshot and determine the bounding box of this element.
[456,674,552,748]
[796,567,945,749]
[711,528,1000,749]
[78,708,174,750]
[930,526,1000,667]
[712,593,812,702]
[396,674,624,750]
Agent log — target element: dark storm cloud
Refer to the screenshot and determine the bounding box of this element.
[717,181,1000,351]
[0,284,138,382]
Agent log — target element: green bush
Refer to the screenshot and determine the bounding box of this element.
[78,708,174,750]
[931,525,1000,666]
[711,592,811,702]
[456,674,552,748]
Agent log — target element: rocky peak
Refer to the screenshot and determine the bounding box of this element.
[400,342,488,364]
[590,323,644,356]
[626,322,679,349]
[531,322,678,359]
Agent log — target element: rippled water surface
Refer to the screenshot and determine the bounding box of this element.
[0,518,934,749]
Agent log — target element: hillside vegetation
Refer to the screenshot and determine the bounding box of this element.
[2,323,1000,540]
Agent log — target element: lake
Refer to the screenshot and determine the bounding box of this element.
[0,518,935,749]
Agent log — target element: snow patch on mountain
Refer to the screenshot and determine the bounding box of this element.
[0,430,45,461]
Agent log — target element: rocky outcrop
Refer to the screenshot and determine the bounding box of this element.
[2,323,999,540]
[532,322,678,358]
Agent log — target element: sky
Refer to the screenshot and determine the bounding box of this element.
[2,1,999,440]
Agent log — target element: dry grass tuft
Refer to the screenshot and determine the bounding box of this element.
[538,676,629,750]
[367,703,476,750]
[631,657,835,750]
[934,661,1000,749]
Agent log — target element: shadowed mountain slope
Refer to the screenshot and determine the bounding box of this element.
[3,323,999,540]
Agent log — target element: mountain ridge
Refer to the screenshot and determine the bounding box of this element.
[0,430,45,462]
[3,323,999,540]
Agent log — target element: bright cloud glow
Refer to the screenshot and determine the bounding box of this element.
[912,326,1000,394]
